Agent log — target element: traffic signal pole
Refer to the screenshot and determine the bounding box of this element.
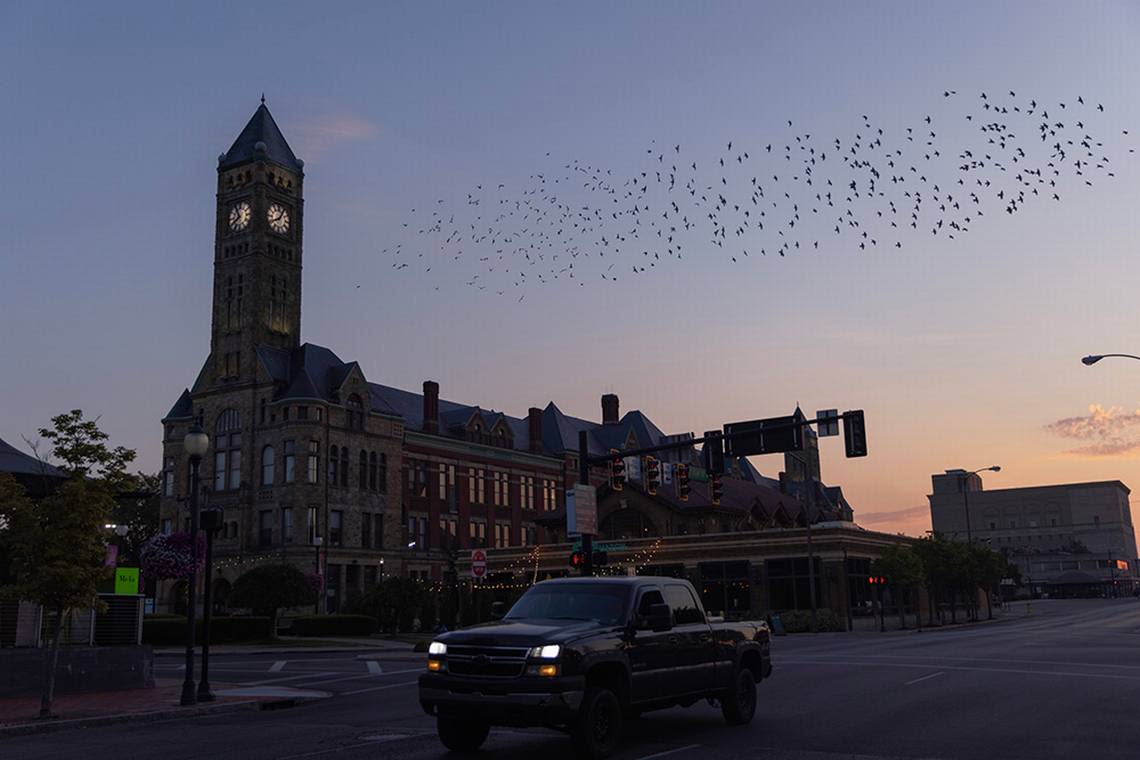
[578,431,593,578]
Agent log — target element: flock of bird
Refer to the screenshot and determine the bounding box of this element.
[385,91,1129,300]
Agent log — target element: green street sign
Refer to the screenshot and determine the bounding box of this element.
[114,567,139,596]
[571,540,628,552]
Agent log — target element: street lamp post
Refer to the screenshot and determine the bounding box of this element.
[197,507,223,702]
[1081,353,1140,366]
[313,536,323,615]
[960,465,1001,542]
[180,423,209,707]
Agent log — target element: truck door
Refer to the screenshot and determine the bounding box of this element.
[663,583,715,695]
[628,587,670,703]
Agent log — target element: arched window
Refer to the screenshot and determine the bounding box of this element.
[368,452,378,491]
[340,447,349,487]
[214,410,242,491]
[359,450,368,490]
[261,445,275,486]
[347,394,364,430]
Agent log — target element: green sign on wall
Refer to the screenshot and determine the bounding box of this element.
[114,567,139,596]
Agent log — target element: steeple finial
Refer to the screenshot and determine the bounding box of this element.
[260,92,266,105]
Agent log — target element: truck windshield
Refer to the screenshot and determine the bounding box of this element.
[505,584,630,626]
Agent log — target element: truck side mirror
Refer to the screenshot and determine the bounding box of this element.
[490,601,506,621]
[647,603,672,632]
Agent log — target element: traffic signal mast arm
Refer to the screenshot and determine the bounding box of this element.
[580,410,866,467]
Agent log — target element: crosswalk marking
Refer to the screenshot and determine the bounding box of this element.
[367,660,382,675]
[269,660,287,673]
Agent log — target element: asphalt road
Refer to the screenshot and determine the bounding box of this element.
[10,598,1140,760]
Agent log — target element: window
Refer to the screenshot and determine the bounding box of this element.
[339,447,349,487]
[522,525,536,546]
[637,589,665,617]
[439,463,455,501]
[989,522,996,530]
[161,518,172,535]
[359,451,368,489]
[440,516,458,541]
[469,520,487,547]
[494,522,511,548]
[523,476,535,510]
[374,512,384,549]
[282,507,293,544]
[297,405,309,421]
[329,446,340,486]
[307,440,320,483]
[368,452,378,491]
[260,398,267,425]
[664,584,704,625]
[419,517,428,550]
[407,516,416,547]
[492,471,505,506]
[1051,518,1057,527]
[347,394,364,430]
[284,440,296,483]
[214,410,242,491]
[378,453,387,493]
[163,457,175,497]
[259,510,273,547]
[282,406,290,422]
[362,513,372,549]
[1094,515,1101,526]
[408,459,427,497]
[261,446,275,486]
[469,468,485,504]
[307,506,318,544]
[330,510,343,546]
[1009,519,1016,529]
[542,479,558,511]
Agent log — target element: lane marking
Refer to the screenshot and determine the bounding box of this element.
[367,660,382,675]
[636,744,702,760]
[781,658,1140,681]
[904,671,945,686]
[270,660,287,673]
[787,653,1140,672]
[302,672,388,687]
[342,679,419,696]
[243,671,337,686]
[368,666,423,676]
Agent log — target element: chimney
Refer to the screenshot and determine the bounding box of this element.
[528,407,543,453]
[601,393,620,425]
[423,381,440,433]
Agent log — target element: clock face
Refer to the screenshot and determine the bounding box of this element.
[228,201,251,232]
[267,203,290,234]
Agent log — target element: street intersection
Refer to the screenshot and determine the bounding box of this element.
[9,598,1140,760]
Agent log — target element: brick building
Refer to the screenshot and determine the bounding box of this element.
[158,103,881,617]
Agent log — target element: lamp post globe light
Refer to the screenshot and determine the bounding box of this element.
[961,465,1001,542]
[181,423,208,706]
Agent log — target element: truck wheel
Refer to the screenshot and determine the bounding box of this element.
[437,716,490,752]
[721,668,757,725]
[572,687,623,759]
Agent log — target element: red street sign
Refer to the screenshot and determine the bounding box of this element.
[471,549,487,578]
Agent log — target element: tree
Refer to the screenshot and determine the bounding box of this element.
[970,544,1008,620]
[355,576,428,633]
[872,544,926,630]
[228,563,315,637]
[36,410,135,488]
[913,536,953,625]
[0,474,114,719]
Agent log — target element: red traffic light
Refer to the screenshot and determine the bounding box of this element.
[569,551,584,568]
[676,463,690,501]
[710,472,723,506]
[645,456,660,495]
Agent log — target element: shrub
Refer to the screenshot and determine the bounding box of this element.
[773,608,845,633]
[290,614,377,637]
[141,615,272,645]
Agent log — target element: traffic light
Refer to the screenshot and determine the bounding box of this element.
[703,431,725,474]
[569,551,585,569]
[710,472,723,506]
[867,575,886,585]
[843,410,868,458]
[676,463,691,501]
[609,449,625,491]
[645,456,660,495]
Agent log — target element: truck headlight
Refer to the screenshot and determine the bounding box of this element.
[528,644,560,659]
[428,641,447,656]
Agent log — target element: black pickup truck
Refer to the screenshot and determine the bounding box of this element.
[419,576,772,758]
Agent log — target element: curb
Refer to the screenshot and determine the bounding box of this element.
[0,698,261,738]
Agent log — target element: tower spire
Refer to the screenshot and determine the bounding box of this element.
[260,92,266,105]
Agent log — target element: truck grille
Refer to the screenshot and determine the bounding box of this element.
[446,645,529,678]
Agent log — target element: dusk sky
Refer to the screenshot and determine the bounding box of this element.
[6,2,1140,536]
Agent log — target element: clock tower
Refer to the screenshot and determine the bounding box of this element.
[209,101,305,385]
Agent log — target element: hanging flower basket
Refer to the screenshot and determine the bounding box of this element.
[140,532,205,580]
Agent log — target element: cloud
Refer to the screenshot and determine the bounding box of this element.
[1045,404,1140,458]
[857,505,929,525]
[295,114,380,159]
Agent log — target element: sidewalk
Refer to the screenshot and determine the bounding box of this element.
[152,635,420,657]
[0,678,328,736]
